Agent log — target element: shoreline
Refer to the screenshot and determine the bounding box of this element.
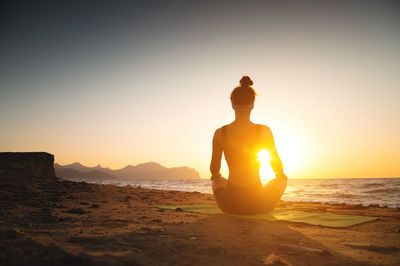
[62,177,400,209]
[1,177,400,265]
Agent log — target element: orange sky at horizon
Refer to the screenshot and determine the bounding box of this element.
[1,1,399,179]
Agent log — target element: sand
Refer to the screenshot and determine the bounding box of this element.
[0,177,400,265]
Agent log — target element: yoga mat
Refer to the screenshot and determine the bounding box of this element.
[159,204,378,227]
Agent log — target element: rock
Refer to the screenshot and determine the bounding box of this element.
[394,228,400,233]
[135,230,148,234]
[346,244,400,254]
[135,227,151,234]
[175,207,183,212]
[124,196,132,202]
[319,250,332,256]
[368,204,380,208]
[263,253,288,265]
[1,228,19,239]
[90,204,100,209]
[66,208,86,214]
[0,152,56,179]
[58,217,73,222]
[5,246,25,265]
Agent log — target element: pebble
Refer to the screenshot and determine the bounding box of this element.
[66,208,86,214]
[263,253,287,265]
[319,250,332,256]
[135,230,148,234]
[124,196,132,202]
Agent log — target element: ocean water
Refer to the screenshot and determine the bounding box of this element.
[78,177,400,208]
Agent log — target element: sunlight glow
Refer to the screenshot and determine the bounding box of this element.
[257,149,270,162]
[257,149,275,184]
[273,129,305,178]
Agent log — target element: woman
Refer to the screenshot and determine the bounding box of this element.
[210,76,287,215]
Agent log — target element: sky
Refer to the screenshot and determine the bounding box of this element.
[1,0,399,179]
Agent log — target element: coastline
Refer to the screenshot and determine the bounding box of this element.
[1,178,400,265]
[64,177,400,208]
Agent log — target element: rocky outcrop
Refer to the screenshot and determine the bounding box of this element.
[0,152,56,179]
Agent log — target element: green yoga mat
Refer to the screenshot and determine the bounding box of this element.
[159,204,378,227]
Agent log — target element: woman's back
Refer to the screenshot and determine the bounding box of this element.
[216,122,279,187]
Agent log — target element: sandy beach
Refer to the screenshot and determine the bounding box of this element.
[1,175,400,266]
[2,0,400,264]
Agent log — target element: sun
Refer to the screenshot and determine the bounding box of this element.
[257,149,270,162]
[257,149,275,183]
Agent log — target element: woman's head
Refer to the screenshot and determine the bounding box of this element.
[230,76,256,111]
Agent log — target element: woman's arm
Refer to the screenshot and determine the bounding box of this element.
[264,127,286,179]
[210,129,223,179]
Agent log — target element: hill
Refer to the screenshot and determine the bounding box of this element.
[54,162,200,180]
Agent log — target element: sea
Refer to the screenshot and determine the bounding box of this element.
[74,177,400,208]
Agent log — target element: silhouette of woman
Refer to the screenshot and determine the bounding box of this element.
[210,76,287,214]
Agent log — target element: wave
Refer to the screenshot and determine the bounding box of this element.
[318,184,339,189]
[359,183,386,189]
[364,188,400,194]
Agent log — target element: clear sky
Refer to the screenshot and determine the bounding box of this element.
[1,0,399,179]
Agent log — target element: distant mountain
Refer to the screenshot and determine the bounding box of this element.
[54,161,200,180]
[54,162,111,173]
[55,167,118,180]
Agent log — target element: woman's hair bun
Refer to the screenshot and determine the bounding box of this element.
[239,76,253,87]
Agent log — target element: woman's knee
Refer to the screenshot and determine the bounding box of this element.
[263,179,287,198]
[211,176,228,193]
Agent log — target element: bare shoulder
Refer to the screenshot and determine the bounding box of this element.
[213,126,223,136]
[212,125,227,143]
[256,124,273,136]
[215,124,231,135]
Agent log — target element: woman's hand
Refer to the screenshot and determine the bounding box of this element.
[211,173,228,193]
[276,172,288,181]
[210,173,222,180]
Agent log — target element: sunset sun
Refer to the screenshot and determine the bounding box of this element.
[257,149,275,183]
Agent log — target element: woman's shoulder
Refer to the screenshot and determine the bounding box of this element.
[254,123,272,133]
[214,123,232,134]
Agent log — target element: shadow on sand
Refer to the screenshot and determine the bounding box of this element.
[2,214,369,265]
